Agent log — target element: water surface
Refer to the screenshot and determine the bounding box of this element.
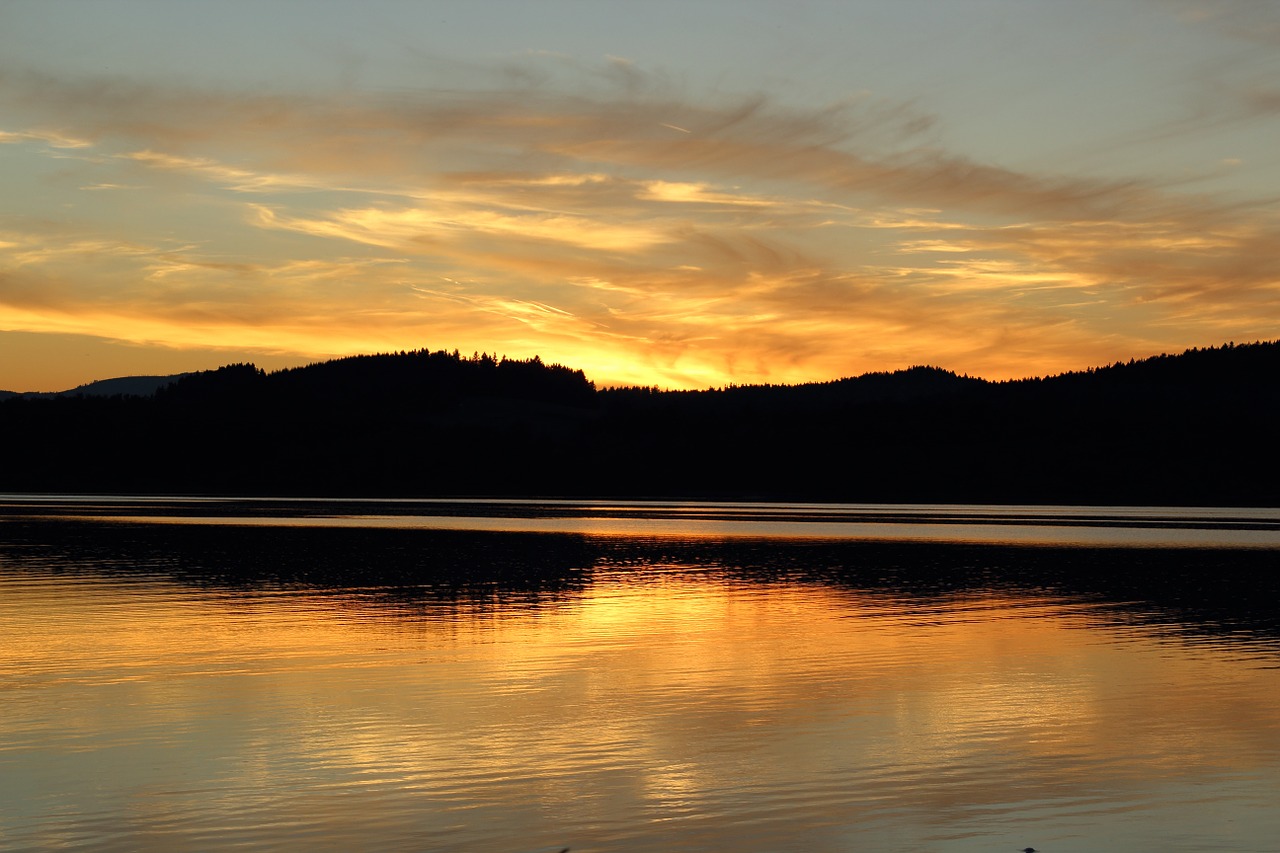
[2,498,1279,851]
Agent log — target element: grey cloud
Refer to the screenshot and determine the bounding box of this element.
[3,59,1178,232]
[1165,0,1280,45]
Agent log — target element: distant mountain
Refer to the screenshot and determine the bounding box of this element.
[65,374,191,398]
[0,373,188,400]
[0,343,1276,504]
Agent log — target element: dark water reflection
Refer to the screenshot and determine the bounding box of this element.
[6,514,1279,645]
[3,500,1280,852]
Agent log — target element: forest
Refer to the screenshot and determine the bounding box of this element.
[1,342,1277,505]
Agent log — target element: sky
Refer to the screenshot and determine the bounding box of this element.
[2,0,1279,391]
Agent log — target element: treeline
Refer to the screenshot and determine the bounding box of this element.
[1,343,1276,504]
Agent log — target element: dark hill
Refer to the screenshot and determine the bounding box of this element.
[0,342,1275,504]
[0,373,189,400]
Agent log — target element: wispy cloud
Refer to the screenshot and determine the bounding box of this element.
[1167,0,1280,46]
[1,50,1277,388]
[0,127,92,148]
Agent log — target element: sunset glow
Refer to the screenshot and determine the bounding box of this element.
[3,1,1279,390]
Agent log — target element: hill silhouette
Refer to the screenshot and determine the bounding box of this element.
[1,342,1276,504]
[0,373,190,400]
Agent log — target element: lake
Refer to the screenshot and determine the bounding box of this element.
[2,496,1280,852]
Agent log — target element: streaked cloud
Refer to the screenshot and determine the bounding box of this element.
[0,128,92,148]
[1,5,1278,390]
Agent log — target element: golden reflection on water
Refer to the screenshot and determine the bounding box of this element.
[12,494,1280,550]
[51,509,1280,548]
[3,561,1280,851]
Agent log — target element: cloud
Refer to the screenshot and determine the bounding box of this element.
[1167,0,1280,46]
[253,201,670,253]
[639,181,773,207]
[0,60,1183,226]
[121,150,319,193]
[2,54,1278,387]
[0,127,92,148]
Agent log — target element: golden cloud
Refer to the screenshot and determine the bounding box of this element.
[1,60,1278,388]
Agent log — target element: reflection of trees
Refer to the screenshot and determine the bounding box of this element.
[588,537,1280,647]
[0,520,594,611]
[6,518,1279,650]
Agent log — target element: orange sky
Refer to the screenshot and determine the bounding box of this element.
[2,1,1279,391]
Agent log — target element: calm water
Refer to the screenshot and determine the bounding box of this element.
[2,497,1280,852]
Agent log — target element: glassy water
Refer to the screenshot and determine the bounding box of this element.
[2,497,1279,852]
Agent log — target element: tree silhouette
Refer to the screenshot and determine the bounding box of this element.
[0,342,1275,503]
